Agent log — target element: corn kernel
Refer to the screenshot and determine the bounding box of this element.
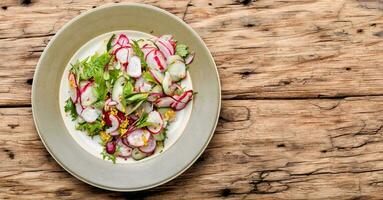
[120,120,129,129]
[119,128,127,136]
[99,131,111,143]
[110,108,118,116]
[165,109,176,121]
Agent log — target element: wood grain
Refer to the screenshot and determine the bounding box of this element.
[1,0,383,105]
[2,97,383,199]
[1,0,383,199]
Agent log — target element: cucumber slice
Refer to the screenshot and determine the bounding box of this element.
[153,131,166,141]
[154,141,164,154]
[132,148,147,160]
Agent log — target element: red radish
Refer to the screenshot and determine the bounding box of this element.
[114,34,129,47]
[109,130,120,136]
[155,96,176,108]
[185,52,195,65]
[147,111,163,134]
[106,141,116,154]
[106,114,119,134]
[146,49,167,72]
[172,90,193,111]
[127,129,151,147]
[80,81,97,106]
[135,77,152,93]
[149,69,164,84]
[141,102,153,113]
[147,93,162,102]
[139,138,156,153]
[75,102,84,115]
[126,56,142,78]
[116,111,126,122]
[68,73,79,103]
[121,135,130,146]
[155,38,174,59]
[103,111,112,126]
[81,107,101,123]
[117,139,133,158]
[167,61,186,82]
[115,47,131,65]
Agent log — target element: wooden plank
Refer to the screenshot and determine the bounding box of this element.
[1,0,383,105]
[2,97,383,199]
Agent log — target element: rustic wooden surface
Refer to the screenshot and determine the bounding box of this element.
[1,0,383,199]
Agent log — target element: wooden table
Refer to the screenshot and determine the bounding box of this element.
[1,0,383,199]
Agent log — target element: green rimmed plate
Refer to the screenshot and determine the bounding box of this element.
[32,3,220,191]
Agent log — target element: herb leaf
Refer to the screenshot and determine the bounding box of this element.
[76,120,103,137]
[142,71,157,84]
[131,40,148,68]
[64,98,78,120]
[175,43,189,58]
[106,34,115,52]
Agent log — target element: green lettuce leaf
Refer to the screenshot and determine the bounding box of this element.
[64,98,78,121]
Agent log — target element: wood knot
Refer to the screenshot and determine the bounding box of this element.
[20,0,31,6]
[55,188,72,197]
[3,149,15,159]
[26,78,33,85]
[220,188,232,197]
[220,106,250,122]
[1,6,7,10]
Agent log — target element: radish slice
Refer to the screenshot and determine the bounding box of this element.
[127,129,151,147]
[127,56,142,78]
[106,141,116,154]
[147,111,163,134]
[68,73,78,103]
[106,114,120,134]
[80,82,97,106]
[139,138,156,153]
[147,93,162,102]
[115,47,130,65]
[185,52,195,65]
[162,72,173,95]
[146,49,167,72]
[135,77,152,93]
[155,96,176,108]
[75,102,83,115]
[149,69,164,84]
[167,55,183,65]
[117,142,133,158]
[172,90,193,111]
[107,100,118,106]
[115,34,129,47]
[155,38,174,59]
[109,130,120,136]
[112,77,126,112]
[141,102,153,113]
[81,107,101,123]
[167,61,186,82]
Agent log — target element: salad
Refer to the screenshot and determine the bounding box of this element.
[64,33,195,163]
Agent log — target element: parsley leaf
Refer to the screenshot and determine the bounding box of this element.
[131,40,148,69]
[101,149,117,164]
[106,34,115,52]
[175,43,189,58]
[76,120,103,137]
[64,98,78,120]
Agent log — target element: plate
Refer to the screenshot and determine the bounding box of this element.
[32,3,220,191]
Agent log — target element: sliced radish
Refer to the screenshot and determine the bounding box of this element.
[147,111,163,134]
[127,56,142,78]
[117,142,133,158]
[141,102,153,113]
[135,77,152,93]
[166,55,183,65]
[172,90,193,111]
[146,49,167,72]
[115,47,130,65]
[106,114,120,134]
[109,130,120,136]
[162,72,173,95]
[139,138,156,153]
[127,129,151,147]
[155,38,174,59]
[75,102,84,115]
[112,77,126,112]
[80,81,97,106]
[185,52,195,65]
[115,34,129,47]
[147,93,162,102]
[68,73,79,103]
[167,61,186,82]
[81,107,101,123]
[149,69,164,84]
[155,96,176,108]
[106,141,116,154]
